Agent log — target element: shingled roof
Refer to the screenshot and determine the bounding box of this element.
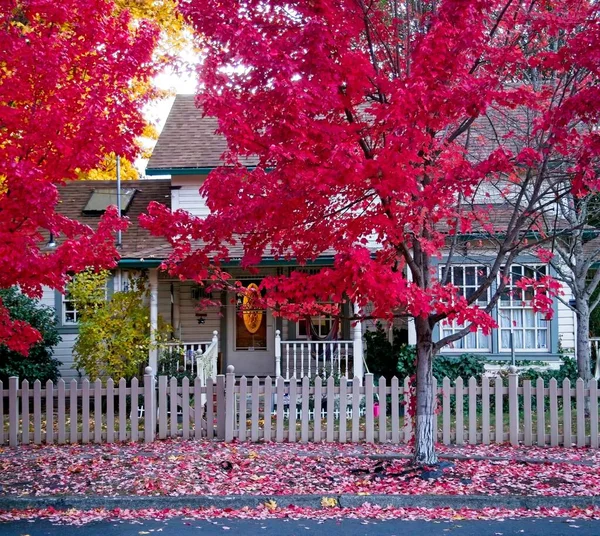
[146,94,258,174]
[56,180,171,260]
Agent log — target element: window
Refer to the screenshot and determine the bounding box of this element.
[82,188,136,215]
[440,265,491,351]
[61,281,108,325]
[62,292,79,325]
[297,314,340,339]
[498,265,549,351]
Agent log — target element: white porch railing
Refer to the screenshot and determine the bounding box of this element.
[275,328,364,380]
[161,331,219,380]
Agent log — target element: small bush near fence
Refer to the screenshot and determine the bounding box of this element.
[1,372,599,449]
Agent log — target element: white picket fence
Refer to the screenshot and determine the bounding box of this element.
[1,371,599,448]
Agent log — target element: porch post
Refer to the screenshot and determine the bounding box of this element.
[149,268,159,373]
[275,330,282,377]
[352,303,364,382]
[212,330,219,378]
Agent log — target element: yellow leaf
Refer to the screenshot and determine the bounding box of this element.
[264,499,277,511]
[321,497,338,508]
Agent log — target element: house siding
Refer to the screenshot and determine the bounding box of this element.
[171,175,209,217]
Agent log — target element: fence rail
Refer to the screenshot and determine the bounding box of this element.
[1,372,599,448]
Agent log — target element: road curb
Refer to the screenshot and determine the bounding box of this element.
[1,494,599,512]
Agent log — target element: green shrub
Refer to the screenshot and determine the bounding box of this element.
[365,323,486,382]
[519,354,579,385]
[0,287,61,383]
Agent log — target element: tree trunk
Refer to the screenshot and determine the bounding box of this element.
[412,317,438,466]
[576,297,592,384]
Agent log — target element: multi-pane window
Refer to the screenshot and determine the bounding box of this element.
[440,265,491,351]
[498,265,549,351]
[298,315,340,339]
[62,281,107,325]
[62,293,79,324]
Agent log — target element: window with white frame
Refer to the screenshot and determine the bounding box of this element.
[62,281,108,325]
[498,265,549,351]
[440,265,491,351]
[62,292,79,325]
[297,314,340,339]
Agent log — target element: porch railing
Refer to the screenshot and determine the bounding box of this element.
[161,331,219,380]
[275,331,355,380]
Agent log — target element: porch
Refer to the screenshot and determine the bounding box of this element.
[146,267,366,381]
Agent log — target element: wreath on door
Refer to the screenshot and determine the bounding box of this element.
[242,283,263,334]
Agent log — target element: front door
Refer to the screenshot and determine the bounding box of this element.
[226,286,275,377]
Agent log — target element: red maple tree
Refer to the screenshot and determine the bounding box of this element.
[143,0,600,463]
[0,0,158,352]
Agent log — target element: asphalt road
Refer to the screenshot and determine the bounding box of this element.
[0,518,598,535]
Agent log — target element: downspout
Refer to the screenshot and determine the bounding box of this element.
[116,155,122,248]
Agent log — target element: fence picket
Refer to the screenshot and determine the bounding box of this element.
[119,378,127,442]
[217,375,226,441]
[314,377,322,442]
[106,378,114,444]
[391,377,400,444]
[33,380,41,445]
[276,376,285,442]
[93,379,102,444]
[508,373,518,447]
[169,376,178,439]
[301,377,310,443]
[576,378,585,448]
[81,379,90,444]
[158,376,167,440]
[468,376,477,445]
[182,377,190,440]
[523,380,532,447]
[563,378,572,447]
[590,380,598,449]
[9,377,18,447]
[289,378,297,443]
[403,377,412,443]
[193,377,202,440]
[536,378,545,446]
[264,377,273,442]
[326,376,335,442]
[339,376,348,443]
[455,377,464,446]
[378,377,387,443]
[57,379,66,445]
[442,377,450,445]
[143,372,155,444]
[251,376,260,442]
[130,377,139,443]
[239,376,248,442]
[549,378,558,447]
[22,380,30,445]
[365,374,374,443]
[46,380,54,444]
[351,376,360,442]
[494,376,503,444]
[206,378,215,440]
[481,376,489,445]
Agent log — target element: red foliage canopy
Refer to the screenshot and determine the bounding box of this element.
[143,0,600,344]
[0,0,158,352]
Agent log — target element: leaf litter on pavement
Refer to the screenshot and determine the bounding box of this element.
[1,439,599,498]
[1,439,600,524]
